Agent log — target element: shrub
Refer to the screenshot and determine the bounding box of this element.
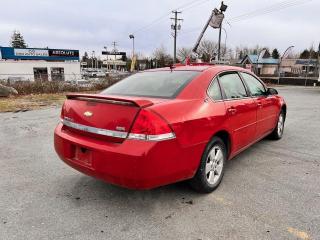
[0,76,122,96]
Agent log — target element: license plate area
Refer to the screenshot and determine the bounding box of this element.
[73,146,92,167]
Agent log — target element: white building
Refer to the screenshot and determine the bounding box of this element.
[0,47,80,82]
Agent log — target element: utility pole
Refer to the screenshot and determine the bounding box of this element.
[91,51,95,69]
[171,11,183,63]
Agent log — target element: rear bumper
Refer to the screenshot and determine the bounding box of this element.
[54,123,202,189]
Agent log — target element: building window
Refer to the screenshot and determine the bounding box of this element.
[51,68,65,81]
[33,68,48,82]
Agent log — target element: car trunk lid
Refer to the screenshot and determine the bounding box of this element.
[61,93,165,143]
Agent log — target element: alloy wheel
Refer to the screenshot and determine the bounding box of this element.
[277,113,284,136]
[205,145,224,185]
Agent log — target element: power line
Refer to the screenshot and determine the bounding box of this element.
[180,0,313,35]
[229,0,313,23]
[175,0,209,11]
[179,0,211,12]
[132,0,209,35]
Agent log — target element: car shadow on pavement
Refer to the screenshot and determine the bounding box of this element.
[62,139,269,212]
[64,173,206,212]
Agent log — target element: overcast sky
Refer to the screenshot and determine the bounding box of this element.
[0,0,319,57]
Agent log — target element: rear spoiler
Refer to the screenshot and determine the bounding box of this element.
[66,93,154,108]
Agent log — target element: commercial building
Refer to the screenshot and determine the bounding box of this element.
[280,58,318,76]
[0,47,80,81]
[101,50,127,71]
[240,54,279,76]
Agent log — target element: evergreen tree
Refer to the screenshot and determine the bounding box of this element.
[10,30,27,48]
[300,49,310,59]
[239,51,244,60]
[272,48,280,59]
[82,51,89,61]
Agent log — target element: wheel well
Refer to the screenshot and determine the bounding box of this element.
[282,104,287,118]
[214,130,231,157]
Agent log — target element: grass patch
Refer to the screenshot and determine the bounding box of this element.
[0,92,98,112]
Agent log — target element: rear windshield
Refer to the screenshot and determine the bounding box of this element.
[101,71,200,98]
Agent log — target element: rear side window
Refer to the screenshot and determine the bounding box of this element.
[101,71,200,98]
[207,80,222,101]
[219,73,248,99]
[241,72,266,97]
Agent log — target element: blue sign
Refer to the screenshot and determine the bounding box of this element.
[0,47,79,61]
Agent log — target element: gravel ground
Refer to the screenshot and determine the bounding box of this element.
[0,86,319,240]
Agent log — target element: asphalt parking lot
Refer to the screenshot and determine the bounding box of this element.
[0,86,319,240]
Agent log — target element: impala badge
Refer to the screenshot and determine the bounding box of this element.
[84,111,93,117]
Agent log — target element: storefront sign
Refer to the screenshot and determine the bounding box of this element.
[14,48,49,57]
[49,50,79,57]
[0,47,79,61]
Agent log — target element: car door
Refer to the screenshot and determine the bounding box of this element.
[218,72,257,153]
[240,72,278,139]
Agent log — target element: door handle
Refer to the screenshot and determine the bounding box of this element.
[227,107,237,115]
[257,102,263,108]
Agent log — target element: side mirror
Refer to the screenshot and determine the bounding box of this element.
[267,88,278,95]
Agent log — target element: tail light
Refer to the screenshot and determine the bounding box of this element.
[60,102,66,122]
[128,109,175,141]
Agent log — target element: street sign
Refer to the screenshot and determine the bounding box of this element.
[81,62,87,66]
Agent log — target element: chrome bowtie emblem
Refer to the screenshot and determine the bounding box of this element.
[116,126,126,131]
[84,111,93,117]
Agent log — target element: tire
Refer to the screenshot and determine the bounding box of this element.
[189,137,227,193]
[269,110,285,140]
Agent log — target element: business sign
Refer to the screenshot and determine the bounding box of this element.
[49,49,79,57]
[102,51,126,56]
[14,48,49,57]
[0,47,80,61]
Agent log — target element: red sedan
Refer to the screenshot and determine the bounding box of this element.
[54,64,286,192]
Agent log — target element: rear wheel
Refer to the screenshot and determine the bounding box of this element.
[269,110,285,140]
[189,137,226,193]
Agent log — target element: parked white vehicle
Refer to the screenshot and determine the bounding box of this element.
[82,69,106,78]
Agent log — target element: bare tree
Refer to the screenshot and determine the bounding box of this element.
[153,45,173,67]
[198,40,218,62]
[177,47,193,62]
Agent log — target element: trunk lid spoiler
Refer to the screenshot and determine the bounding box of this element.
[66,93,154,108]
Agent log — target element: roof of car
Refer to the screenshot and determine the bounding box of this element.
[146,64,246,72]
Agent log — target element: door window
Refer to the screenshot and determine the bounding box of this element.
[219,73,248,99]
[207,79,222,101]
[241,72,266,97]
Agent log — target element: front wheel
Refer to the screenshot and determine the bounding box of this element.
[269,110,285,140]
[189,137,226,193]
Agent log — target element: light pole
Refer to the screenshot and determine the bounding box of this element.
[129,34,135,59]
[278,45,294,85]
[129,34,135,71]
[256,48,268,75]
[217,1,228,61]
